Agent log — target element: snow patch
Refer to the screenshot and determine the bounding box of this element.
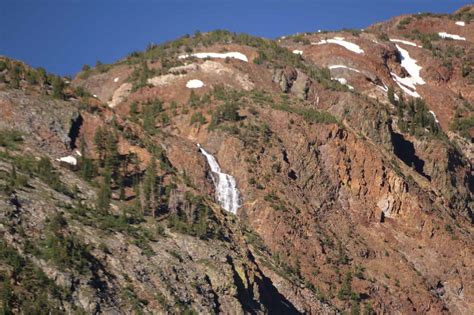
[178,52,248,62]
[186,79,204,89]
[455,21,465,26]
[313,37,364,54]
[198,144,241,214]
[391,44,425,97]
[395,44,425,85]
[438,32,466,41]
[332,77,354,90]
[429,111,439,123]
[391,73,421,98]
[389,38,421,48]
[329,65,361,73]
[375,83,399,100]
[114,77,119,82]
[148,60,254,91]
[292,50,303,55]
[56,156,77,166]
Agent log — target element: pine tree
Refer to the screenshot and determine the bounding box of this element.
[143,106,156,135]
[387,86,396,106]
[143,158,158,217]
[80,158,95,181]
[36,67,47,86]
[11,165,17,183]
[79,137,95,181]
[94,127,106,164]
[104,130,120,181]
[97,168,112,212]
[0,277,13,314]
[9,65,21,89]
[52,76,65,99]
[37,157,53,179]
[130,102,139,121]
[338,272,354,301]
[188,90,200,107]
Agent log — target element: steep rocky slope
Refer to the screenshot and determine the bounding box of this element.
[0,5,473,315]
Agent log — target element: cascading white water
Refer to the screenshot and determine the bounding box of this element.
[198,144,241,214]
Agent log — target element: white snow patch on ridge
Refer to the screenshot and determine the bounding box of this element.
[396,45,425,85]
[438,32,466,41]
[329,65,361,73]
[292,50,303,55]
[391,72,421,98]
[56,156,77,166]
[455,21,465,26]
[391,44,425,98]
[178,52,248,62]
[114,77,119,82]
[186,79,204,89]
[429,111,439,123]
[332,77,354,90]
[389,39,421,48]
[313,37,364,54]
[198,144,241,214]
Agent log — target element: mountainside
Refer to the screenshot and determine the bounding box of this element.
[0,5,473,314]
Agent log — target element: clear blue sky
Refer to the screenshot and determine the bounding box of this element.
[1,0,471,76]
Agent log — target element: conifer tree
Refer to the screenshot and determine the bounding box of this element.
[104,130,120,181]
[143,106,156,135]
[94,127,106,164]
[387,86,396,106]
[143,157,157,217]
[97,167,112,212]
[52,76,65,99]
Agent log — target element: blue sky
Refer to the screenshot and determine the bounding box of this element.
[0,0,471,76]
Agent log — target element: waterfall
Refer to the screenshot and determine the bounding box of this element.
[198,144,241,214]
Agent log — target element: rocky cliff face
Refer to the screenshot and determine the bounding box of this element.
[0,5,472,315]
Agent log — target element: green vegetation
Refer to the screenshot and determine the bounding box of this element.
[451,6,473,22]
[378,32,390,42]
[190,112,206,126]
[451,111,474,139]
[122,30,343,92]
[74,85,92,98]
[0,129,23,150]
[404,30,440,50]
[397,17,413,30]
[0,58,66,98]
[291,35,310,45]
[52,76,65,99]
[78,140,97,181]
[167,193,222,239]
[394,96,442,138]
[0,165,28,195]
[97,168,112,212]
[208,101,240,130]
[337,272,360,301]
[95,60,112,73]
[94,126,120,178]
[264,191,288,212]
[387,86,396,106]
[342,28,362,37]
[0,240,73,313]
[36,213,94,274]
[0,151,72,196]
[128,60,155,92]
[128,98,165,135]
[143,157,160,217]
[272,101,338,125]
